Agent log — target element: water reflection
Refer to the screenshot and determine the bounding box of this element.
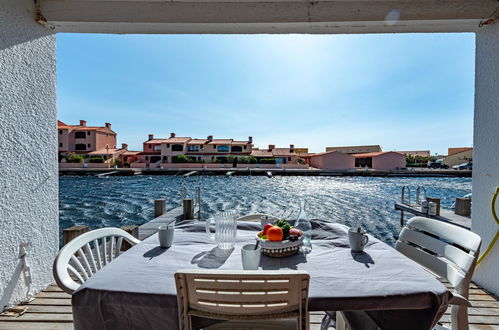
[59,175,471,246]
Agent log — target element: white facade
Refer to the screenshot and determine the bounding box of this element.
[0,0,58,308]
[472,22,499,294]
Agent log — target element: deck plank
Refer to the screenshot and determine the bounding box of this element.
[34,292,71,299]
[24,306,73,314]
[0,322,73,330]
[26,299,71,306]
[0,313,73,323]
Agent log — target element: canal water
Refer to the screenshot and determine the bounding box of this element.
[59,175,471,246]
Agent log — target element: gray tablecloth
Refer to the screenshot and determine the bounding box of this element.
[72,219,451,330]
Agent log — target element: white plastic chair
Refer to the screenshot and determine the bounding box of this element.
[236,214,280,222]
[396,216,482,330]
[53,227,141,294]
[174,269,310,330]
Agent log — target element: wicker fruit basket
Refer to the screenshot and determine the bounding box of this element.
[255,235,304,257]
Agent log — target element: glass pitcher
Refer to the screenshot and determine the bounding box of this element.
[205,211,237,249]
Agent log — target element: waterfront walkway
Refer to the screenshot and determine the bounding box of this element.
[1,281,498,329]
[59,167,472,178]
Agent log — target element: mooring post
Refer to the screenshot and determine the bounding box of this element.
[63,225,89,245]
[154,199,166,218]
[120,225,139,251]
[455,198,471,216]
[183,198,194,220]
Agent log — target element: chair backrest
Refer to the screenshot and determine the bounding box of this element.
[53,227,141,294]
[175,269,310,330]
[236,214,279,222]
[396,217,481,295]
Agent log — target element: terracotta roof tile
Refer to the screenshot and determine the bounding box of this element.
[57,121,116,134]
[187,139,208,145]
[145,139,170,144]
[207,139,233,145]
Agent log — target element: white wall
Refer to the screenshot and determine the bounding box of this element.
[472,23,499,295]
[0,0,58,309]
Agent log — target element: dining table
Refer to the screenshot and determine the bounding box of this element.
[71,219,452,330]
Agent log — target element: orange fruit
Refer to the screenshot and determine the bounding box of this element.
[267,226,283,241]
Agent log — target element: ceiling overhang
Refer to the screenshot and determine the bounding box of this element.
[38,0,499,34]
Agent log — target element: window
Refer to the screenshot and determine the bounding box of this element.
[244,146,247,150]
[59,130,62,134]
[153,145,161,152]
[166,144,170,148]
[87,144,91,147]
[172,144,183,151]
[75,144,86,151]
[288,157,291,161]
[231,146,243,152]
[162,156,168,162]
[87,131,91,136]
[145,156,149,161]
[59,143,62,147]
[218,145,229,152]
[149,145,152,149]
[188,145,200,152]
[75,131,86,139]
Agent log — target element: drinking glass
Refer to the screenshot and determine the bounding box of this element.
[205,211,237,249]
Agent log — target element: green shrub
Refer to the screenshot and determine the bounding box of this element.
[172,155,191,163]
[89,156,105,163]
[248,156,257,164]
[172,155,203,163]
[237,156,248,164]
[259,158,276,164]
[112,158,122,167]
[405,155,431,167]
[66,153,84,163]
[297,158,306,165]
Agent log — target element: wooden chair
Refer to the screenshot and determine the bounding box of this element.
[396,216,482,330]
[174,269,310,330]
[236,214,279,222]
[53,227,141,294]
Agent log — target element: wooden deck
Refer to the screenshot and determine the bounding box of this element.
[1,282,498,330]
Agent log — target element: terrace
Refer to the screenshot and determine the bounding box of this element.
[1,0,498,329]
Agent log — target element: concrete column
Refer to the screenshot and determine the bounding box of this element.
[0,0,57,309]
[472,22,499,295]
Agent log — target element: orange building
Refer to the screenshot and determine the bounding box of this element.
[58,120,117,154]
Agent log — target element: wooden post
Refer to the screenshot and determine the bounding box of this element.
[183,198,194,220]
[455,198,471,216]
[120,225,139,251]
[425,197,441,216]
[154,199,165,218]
[63,225,89,245]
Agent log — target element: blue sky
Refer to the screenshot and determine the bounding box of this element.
[57,33,475,154]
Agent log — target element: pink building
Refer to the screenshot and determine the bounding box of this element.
[58,120,117,154]
[250,145,304,165]
[353,151,406,170]
[135,133,254,166]
[306,150,355,169]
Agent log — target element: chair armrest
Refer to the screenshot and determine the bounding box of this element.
[449,293,472,307]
